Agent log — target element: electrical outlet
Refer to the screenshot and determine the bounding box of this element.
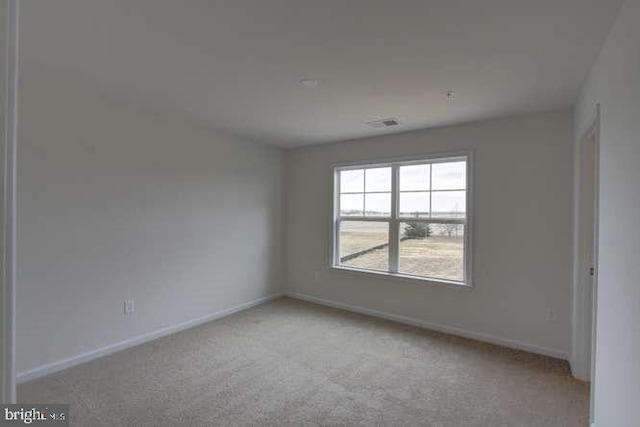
[545,309,556,322]
[124,299,135,315]
[314,271,320,282]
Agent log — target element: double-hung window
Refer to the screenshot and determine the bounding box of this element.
[332,153,472,286]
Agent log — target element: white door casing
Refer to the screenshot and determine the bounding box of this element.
[1,0,19,405]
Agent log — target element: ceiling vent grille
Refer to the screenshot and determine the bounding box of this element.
[366,118,400,128]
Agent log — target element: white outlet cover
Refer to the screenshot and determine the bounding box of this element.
[124,300,135,315]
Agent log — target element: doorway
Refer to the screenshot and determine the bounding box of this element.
[573,111,600,422]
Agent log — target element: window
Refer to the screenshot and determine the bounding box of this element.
[333,154,471,286]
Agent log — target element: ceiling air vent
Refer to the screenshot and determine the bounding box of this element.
[366,118,400,128]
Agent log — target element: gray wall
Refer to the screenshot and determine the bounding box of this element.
[574,0,640,425]
[285,110,574,357]
[16,70,285,374]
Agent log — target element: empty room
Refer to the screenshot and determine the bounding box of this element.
[1,0,639,426]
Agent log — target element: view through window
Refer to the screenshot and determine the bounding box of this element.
[334,155,470,284]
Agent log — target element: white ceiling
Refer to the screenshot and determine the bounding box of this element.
[20,0,623,147]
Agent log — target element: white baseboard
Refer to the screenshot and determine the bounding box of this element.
[285,292,568,360]
[569,357,591,382]
[17,293,283,384]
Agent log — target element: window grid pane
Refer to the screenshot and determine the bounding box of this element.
[400,164,430,191]
[340,193,364,216]
[399,191,430,217]
[365,193,391,217]
[340,169,364,193]
[432,161,466,190]
[365,167,392,192]
[399,222,465,281]
[431,191,466,218]
[339,221,389,272]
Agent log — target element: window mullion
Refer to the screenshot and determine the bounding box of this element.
[389,165,400,273]
[429,163,433,218]
[362,169,367,214]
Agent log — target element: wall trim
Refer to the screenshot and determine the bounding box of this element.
[286,291,568,360]
[17,293,283,384]
[570,105,600,384]
[1,0,20,404]
[18,291,569,384]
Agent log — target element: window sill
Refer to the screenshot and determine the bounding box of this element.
[329,265,473,290]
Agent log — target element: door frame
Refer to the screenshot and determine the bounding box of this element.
[571,105,600,385]
[1,0,19,404]
[586,107,600,424]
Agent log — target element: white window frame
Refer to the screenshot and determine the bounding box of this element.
[331,152,473,288]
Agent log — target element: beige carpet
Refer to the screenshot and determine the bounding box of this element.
[19,297,589,426]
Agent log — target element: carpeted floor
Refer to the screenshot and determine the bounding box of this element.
[19,297,589,426]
